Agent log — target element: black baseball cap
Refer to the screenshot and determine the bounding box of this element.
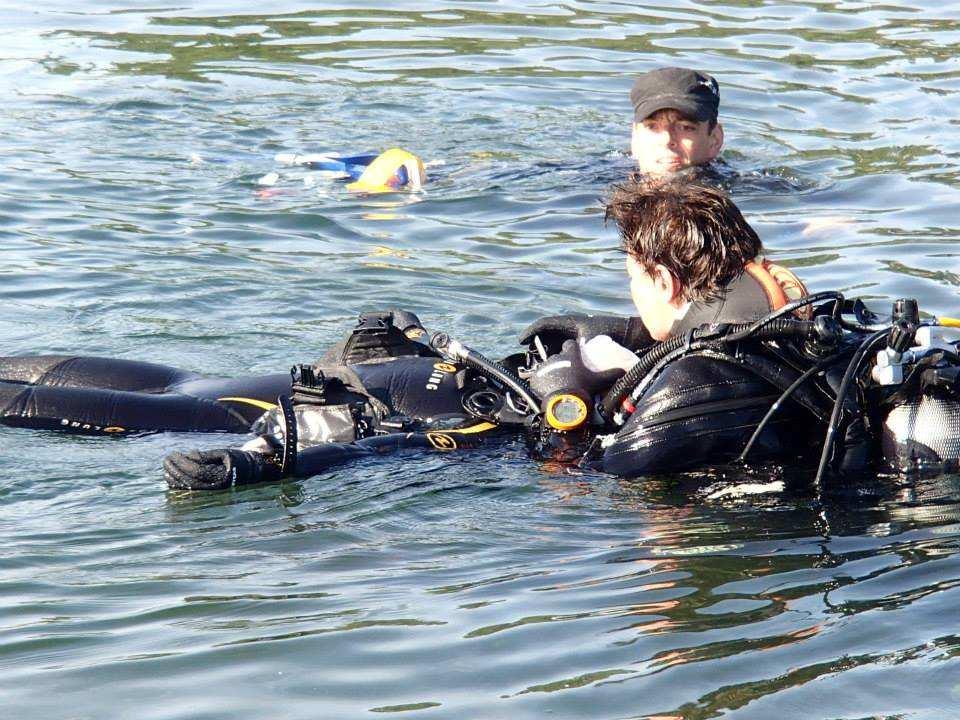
[630,67,720,124]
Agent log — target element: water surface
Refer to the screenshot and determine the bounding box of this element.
[1,1,959,718]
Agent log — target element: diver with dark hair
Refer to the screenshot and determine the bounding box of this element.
[160,179,960,490]
[523,175,821,476]
[3,180,958,489]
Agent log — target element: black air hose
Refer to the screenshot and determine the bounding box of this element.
[600,292,846,423]
[600,318,818,420]
[431,334,542,415]
[812,328,889,489]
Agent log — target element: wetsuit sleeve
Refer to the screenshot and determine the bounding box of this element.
[292,440,376,475]
[161,441,377,490]
[293,428,493,478]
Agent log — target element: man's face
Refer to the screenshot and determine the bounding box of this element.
[626,254,681,341]
[631,108,723,176]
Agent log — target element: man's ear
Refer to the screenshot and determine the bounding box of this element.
[652,264,683,305]
[708,122,724,157]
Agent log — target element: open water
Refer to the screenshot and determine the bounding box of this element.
[2,1,960,718]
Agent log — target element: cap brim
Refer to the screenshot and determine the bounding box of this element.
[633,94,713,123]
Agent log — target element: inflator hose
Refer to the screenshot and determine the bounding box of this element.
[600,292,845,422]
[600,317,819,421]
[431,334,542,415]
[812,328,889,488]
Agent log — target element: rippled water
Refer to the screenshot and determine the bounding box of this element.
[2,1,960,718]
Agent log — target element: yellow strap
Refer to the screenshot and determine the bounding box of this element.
[217,397,277,411]
[445,421,497,435]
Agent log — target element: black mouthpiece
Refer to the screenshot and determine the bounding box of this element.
[892,298,919,325]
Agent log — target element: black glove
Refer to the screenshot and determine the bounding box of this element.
[163,449,282,491]
[519,314,653,355]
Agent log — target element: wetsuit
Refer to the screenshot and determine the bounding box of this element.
[10,297,936,489]
[0,355,289,434]
[0,309,451,436]
[0,349,482,437]
[669,260,808,335]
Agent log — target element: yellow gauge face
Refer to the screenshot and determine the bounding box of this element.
[545,394,588,431]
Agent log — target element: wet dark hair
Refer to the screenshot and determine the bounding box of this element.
[605,176,762,302]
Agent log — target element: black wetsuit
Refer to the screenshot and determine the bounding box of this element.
[0,353,467,436]
[598,349,834,476]
[598,270,831,475]
[669,267,788,335]
[0,356,289,434]
[1,300,845,481]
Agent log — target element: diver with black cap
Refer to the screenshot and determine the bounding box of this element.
[629,67,725,178]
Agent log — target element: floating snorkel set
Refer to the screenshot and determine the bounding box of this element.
[265,147,427,193]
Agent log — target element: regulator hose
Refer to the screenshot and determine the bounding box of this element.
[601,316,823,421]
[736,354,843,464]
[600,292,845,423]
[812,328,889,489]
[723,291,844,343]
[431,333,542,415]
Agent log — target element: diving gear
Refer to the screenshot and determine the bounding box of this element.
[269,148,426,192]
[163,448,282,491]
[6,300,960,488]
[346,148,426,193]
[870,305,960,473]
[601,291,844,423]
[518,314,653,355]
[882,395,960,472]
[431,333,541,414]
[337,310,435,365]
[544,394,589,431]
[528,339,624,431]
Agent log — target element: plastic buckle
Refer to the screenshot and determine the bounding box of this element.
[290,364,326,404]
[378,415,416,433]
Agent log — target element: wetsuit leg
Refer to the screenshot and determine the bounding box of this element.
[0,355,197,391]
[0,381,254,434]
[601,353,809,477]
[0,356,291,434]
